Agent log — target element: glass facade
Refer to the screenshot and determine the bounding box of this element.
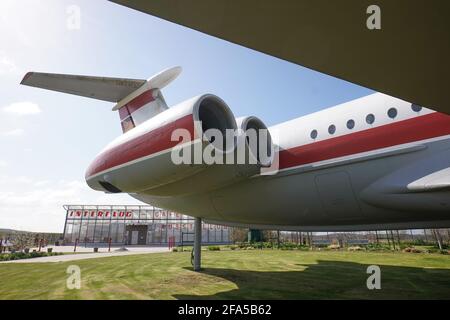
[63,205,231,245]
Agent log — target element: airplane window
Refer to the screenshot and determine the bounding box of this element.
[310,129,318,139]
[388,108,398,119]
[328,125,336,135]
[366,114,375,124]
[411,103,422,112]
[346,119,355,129]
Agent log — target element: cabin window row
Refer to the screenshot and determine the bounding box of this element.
[309,103,422,140]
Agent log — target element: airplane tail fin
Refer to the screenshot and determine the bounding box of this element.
[21,66,182,133]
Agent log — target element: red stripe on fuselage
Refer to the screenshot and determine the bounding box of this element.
[279,112,450,170]
[86,112,450,180]
[86,114,195,178]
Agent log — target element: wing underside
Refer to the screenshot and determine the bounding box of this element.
[407,167,450,192]
[20,72,146,102]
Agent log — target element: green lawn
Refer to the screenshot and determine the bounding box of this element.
[0,250,449,299]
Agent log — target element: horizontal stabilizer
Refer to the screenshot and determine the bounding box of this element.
[20,72,146,102]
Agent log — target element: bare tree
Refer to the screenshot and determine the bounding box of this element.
[11,232,34,251]
[230,228,248,243]
[432,229,443,250]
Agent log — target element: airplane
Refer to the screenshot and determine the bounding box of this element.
[19,1,450,271]
[21,66,450,233]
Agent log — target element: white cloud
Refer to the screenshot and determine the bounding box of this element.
[0,52,18,75]
[1,128,25,137]
[0,175,143,232]
[3,101,41,115]
[34,180,50,187]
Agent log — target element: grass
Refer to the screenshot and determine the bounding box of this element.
[0,250,449,299]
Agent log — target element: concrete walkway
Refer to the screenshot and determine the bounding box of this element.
[0,246,170,264]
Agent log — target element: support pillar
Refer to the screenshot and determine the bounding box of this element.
[193,217,202,271]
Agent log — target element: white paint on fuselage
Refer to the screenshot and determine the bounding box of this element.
[269,93,433,151]
[91,92,450,230]
[133,136,450,231]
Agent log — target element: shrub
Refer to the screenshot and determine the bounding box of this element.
[0,251,62,261]
[402,247,424,253]
[366,243,391,251]
[402,239,427,246]
[328,244,341,250]
[171,247,178,252]
[262,242,274,249]
[314,243,330,248]
[207,246,220,251]
[348,246,363,251]
[279,242,298,250]
[235,242,248,249]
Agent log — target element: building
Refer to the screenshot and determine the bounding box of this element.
[63,205,232,245]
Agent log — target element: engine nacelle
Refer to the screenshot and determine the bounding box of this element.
[86,94,235,192]
[146,115,275,196]
[86,95,274,196]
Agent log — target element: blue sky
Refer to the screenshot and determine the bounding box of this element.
[0,0,373,232]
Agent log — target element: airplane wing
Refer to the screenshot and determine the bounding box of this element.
[110,0,450,114]
[407,168,450,192]
[20,72,146,102]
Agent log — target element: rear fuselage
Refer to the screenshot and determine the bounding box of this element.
[86,93,450,231]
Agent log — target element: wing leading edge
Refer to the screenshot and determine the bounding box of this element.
[20,72,146,102]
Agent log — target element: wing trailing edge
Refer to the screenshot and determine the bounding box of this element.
[20,72,147,102]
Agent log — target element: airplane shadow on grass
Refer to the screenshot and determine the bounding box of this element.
[173,260,450,300]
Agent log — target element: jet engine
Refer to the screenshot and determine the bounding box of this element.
[86,94,274,196]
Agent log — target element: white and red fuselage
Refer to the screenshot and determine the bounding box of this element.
[85,92,450,231]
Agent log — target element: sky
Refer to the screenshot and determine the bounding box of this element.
[0,0,373,232]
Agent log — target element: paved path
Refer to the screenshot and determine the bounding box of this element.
[0,246,169,264]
